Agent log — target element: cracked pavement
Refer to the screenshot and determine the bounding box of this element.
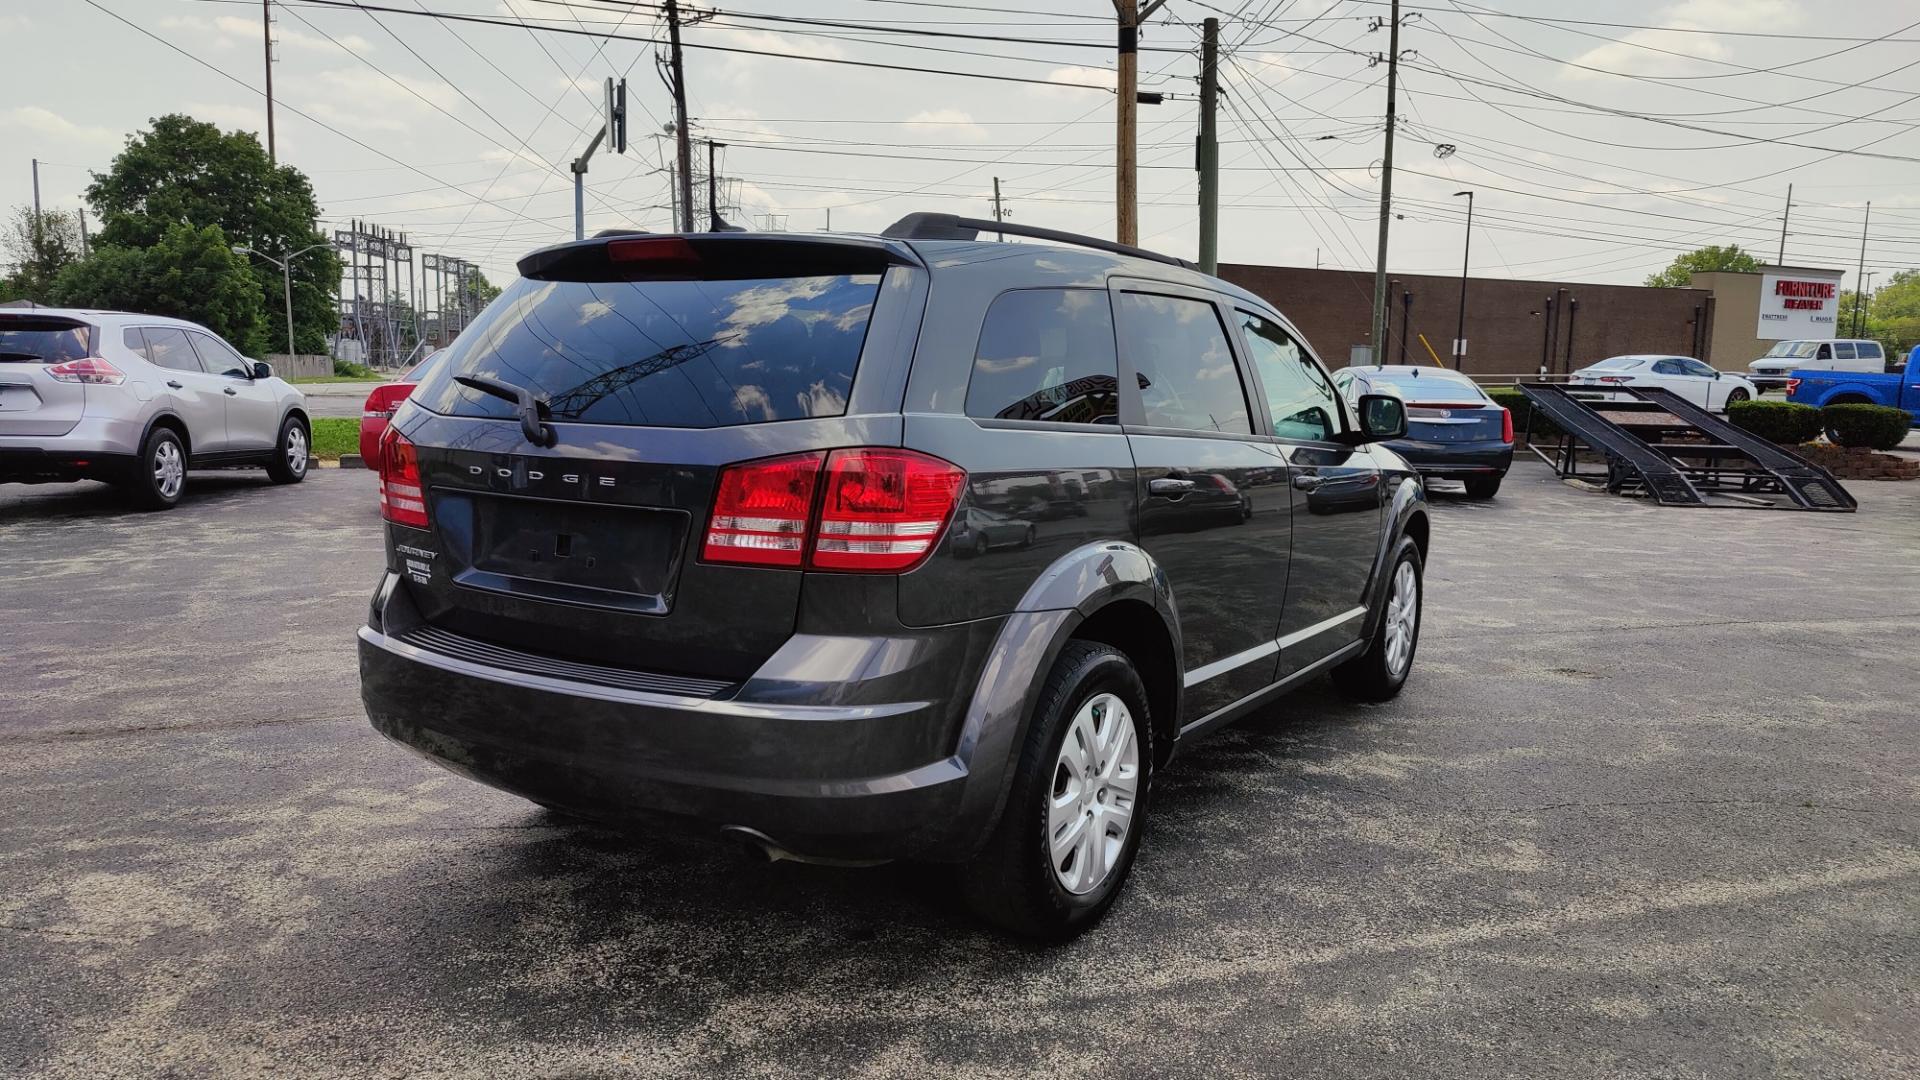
[1,462,1916,1079]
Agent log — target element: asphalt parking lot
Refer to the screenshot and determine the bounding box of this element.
[2,463,1916,1079]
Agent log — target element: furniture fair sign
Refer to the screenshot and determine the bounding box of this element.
[1755,266,1843,340]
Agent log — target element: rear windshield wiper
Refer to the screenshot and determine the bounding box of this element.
[454,374,558,448]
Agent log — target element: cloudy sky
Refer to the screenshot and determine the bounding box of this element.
[6,0,1920,292]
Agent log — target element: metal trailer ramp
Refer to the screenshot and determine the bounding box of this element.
[1516,383,1856,512]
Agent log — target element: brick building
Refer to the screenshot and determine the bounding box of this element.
[1217,264,1716,376]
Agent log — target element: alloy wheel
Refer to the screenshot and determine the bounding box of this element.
[287,426,309,476]
[153,440,185,500]
[1383,560,1419,678]
[1048,692,1140,895]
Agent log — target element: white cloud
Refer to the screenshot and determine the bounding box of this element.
[1044,66,1118,93]
[158,15,375,56]
[0,107,122,151]
[904,109,988,142]
[1563,0,1799,77]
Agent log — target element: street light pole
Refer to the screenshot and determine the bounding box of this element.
[235,243,327,359]
[1452,190,1472,371]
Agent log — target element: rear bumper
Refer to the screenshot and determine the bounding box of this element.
[357,574,1008,862]
[1384,438,1513,479]
[0,447,138,483]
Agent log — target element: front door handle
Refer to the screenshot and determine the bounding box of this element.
[223,387,238,396]
[1292,474,1325,492]
[166,380,183,390]
[1148,477,1197,497]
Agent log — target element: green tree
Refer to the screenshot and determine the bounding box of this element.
[86,114,339,352]
[1,205,83,301]
[1644,244,1763,288]
[54,222,267,353]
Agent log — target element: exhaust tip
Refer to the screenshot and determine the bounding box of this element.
[716,825,890,868]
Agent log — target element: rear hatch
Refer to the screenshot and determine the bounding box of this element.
[0,315,93,437]
[386,234,923,684]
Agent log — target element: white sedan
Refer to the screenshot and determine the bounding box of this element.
[1569,355,1758,412]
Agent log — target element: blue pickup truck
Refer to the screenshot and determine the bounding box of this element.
[1787,364,1920,422]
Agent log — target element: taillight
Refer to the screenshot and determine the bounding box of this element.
[702,451,824,567]
[813,449,965,572]
[363,382,415,418]
[378,426,429,528]
[1595,375,1634,384]
[1500,406,1514,444]
[46,357,125,385]
[699,447,965,573]
[1785,377,1802,396]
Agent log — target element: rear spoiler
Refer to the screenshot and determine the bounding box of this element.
[517,232,924,282]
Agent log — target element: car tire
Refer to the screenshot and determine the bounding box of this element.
[1021,525,1037,549]
[124,426,187,511]
[974,533,991,557]
[961,640,1153,941]
[266,415,310,484]
[1723,388,1750,410]
[1463,475,1501,500]
[1332,537,1423,702]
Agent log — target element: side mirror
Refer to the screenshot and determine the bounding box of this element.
[251,361,273,380]
[1341,393,1406,444]
[1713,371,1722,379]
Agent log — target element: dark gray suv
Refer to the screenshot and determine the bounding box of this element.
[358,215,1428,938]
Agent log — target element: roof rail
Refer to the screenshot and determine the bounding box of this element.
[880,213,1194,270]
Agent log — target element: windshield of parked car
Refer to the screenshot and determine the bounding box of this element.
[414,274,882,428]
[1587,357,1647,371]
[1763,341,1820,359]
[1365,373,1485,402]
[0,318,92,362]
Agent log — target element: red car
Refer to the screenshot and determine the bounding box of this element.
[359,350,445,470]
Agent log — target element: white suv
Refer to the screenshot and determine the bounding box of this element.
[1747,339,1888,392]
[0,308,310,508]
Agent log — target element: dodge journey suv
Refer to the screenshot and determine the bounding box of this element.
[359,215,1429,938]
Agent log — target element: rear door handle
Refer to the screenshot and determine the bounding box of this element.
[1292,474,1325,492]
[223,387,238,396]
[1148,477,1197,497]
[166,380,183,390]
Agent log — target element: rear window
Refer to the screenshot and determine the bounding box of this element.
[0,317,91,363]
[415,274,882,428]
[1368,374,1484,403]
[966,289,1118,424]
[1589,357,1646,371]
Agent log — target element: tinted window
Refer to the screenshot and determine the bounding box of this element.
[1116,292,1250,434]
[966,289,1118,424]
[403,349,446,383]
[189,332,251,377]
[1858,341,1883,359]
[1590,357,1646,370]
[1832,341,1856,360]
[1653,359,1686,375]
[1680,359,1717,378]
[1237,311,1340,441]
[0,317,90,363]
[417,274,880,427]
[141,327,201,374]
[1816,343,1833,360]
[123,327,154,363]
[1366,372,1484,403]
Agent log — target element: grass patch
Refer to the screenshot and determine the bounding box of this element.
[308,417,360,460]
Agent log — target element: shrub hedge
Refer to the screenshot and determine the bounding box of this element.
[1727,399,1822,445]
[1820,403,1913,450]
[1483,386,1564,441]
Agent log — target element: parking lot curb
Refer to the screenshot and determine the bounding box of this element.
[338,454,364,470]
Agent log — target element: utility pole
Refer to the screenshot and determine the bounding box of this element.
[78,208,89,257]
[1857,272,1877,337]
[707,139,723,230]
[1368,0,1404,366]
[1113,0,1168,246]
[666,0,695,233]
[1777,183,1792,265]
[1852,201,1871,336]
[30,157,40,229]
[262,0,276,163]
[1452,189,1472,370]
[825,207,831,231]
[992,176,1005,240]
[1197,16,1220,274]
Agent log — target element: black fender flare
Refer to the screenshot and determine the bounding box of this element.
[941,540,1180,859]
[139,409,193,458]
[1358,474,1429,643]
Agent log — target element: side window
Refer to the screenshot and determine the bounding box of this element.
[141,327,202,373]
[965,289,1119,424]
[1682,359,1717,378]
[122,327,154,363]
[1816,343,1833,360]
[1236,310,1341,442]
[188,331,250,377]
[1114,292,1250,435]
[1832,341,1856,360]
[1858,342,1882,360]
[1653,359,1686,375]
